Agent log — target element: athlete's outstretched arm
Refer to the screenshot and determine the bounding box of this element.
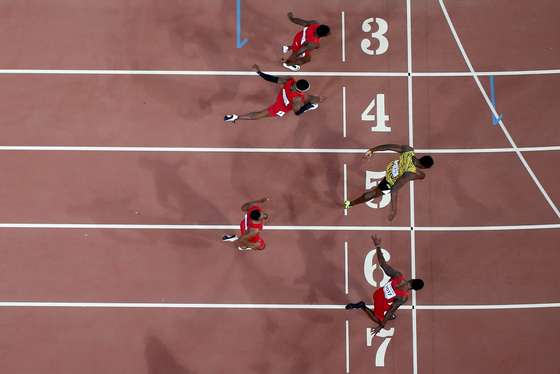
[241,197,268,211]
[287,12,318,26]
[363,144,414,159]
[372,235,401,277]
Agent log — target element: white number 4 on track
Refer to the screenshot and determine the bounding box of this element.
[362,94,390,132]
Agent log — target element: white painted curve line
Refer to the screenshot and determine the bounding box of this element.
[341,11,346,63]
[345,320,350,373]
[1,68,560,77]
[342,86,347,138]
[0,223,559,231]
[344,241,349,294]
[343,163,348,216]
[438,0,560,221]
[0,145,559,154]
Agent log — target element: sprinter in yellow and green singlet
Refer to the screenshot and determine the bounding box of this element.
[344,144,434,222]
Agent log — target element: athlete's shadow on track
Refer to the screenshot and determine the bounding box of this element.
[145,336,196,374]
[294,231,345,303]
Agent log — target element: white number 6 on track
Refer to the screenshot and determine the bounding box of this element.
[361,18,389,56]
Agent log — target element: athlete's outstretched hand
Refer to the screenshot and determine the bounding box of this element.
[252,64,261,72]
[370,325,384,336]
[287,12,294,19]
[362,149,374,160]
[259,197,270,203]
[371,234,382,247]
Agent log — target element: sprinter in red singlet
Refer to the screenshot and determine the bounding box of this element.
[346,234,425,334]
[224,65,325,123]
[222,197,270,251]
[281,12,331,71]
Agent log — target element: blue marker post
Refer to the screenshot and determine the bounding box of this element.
[489,76,503,125]
[236,0,248,48]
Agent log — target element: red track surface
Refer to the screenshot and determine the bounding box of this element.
[0,1,559,373]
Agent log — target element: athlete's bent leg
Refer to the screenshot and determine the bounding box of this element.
[286,54,311,67]
[347,188,383,207]
[236,109,270,121]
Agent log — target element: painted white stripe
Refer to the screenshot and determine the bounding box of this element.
[345,320,350,373]
[0,145,558,154]
[341,12,346,63]
[343,163,348,216]
[0,69,559,77]
[0,301,557,310]
[344,241,349,294]
[438,0,560,220]
[416,303,560,310]
[342,86,347,138]
[406,2,418,372]
[0,223,558,231]
[413,69,560,77]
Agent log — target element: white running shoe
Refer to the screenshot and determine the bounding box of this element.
[282,62,301,72]
[307,103,319,111]
[224,114,238,123]
[222,234,238,242]
[282,45,290,53]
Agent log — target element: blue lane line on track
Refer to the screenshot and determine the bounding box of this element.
[236,0,248,48]
[489,75,503,125]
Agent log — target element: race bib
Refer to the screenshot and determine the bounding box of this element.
[282,88,290,106]
[391,161,400,178]
[383,282,397,299]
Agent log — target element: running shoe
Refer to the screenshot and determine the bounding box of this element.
[345,301,365,310]
[307,103,319,111]
[282,62,301,72]
[343,200,351,209]
[222,234,238,242]
[282,45,290,53]
[224,114,238,123]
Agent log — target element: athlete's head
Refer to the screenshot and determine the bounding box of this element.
[250,209,262,221]
[317,25,331,37]
[409,279,425,291]
[418,155,434,169]
[295,79,310,92]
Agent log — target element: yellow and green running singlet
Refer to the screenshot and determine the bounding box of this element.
[385,151,417,187]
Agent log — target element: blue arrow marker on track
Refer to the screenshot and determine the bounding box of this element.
[489,75,503,125]
[236,0,248,48]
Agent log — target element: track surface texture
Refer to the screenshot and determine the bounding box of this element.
[0,0,559,373]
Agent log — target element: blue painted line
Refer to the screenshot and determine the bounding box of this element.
[489,75,503,125]
[236,0,248,48]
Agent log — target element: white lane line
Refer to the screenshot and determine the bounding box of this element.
[0,223,558,231]
[0,69,407,77]
[413,69,560,77]
[344,241,349,294]
[406,1,418,372]
[0,301,557,310]
[0,69,559,77]
[343,163,348,216]
[416,303,560,310]
[342,86,347,138]
[345,320,350,373]
[438,0,560,221]
[341,11,346,63]
[0,145,558,154]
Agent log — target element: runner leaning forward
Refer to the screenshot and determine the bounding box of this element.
[344,144,434,222]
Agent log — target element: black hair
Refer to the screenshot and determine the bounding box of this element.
[295,79,310,92]
[250,210,262,221]
[419,155,434,168]
[317,25,331,37]
[410,279,424,291]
